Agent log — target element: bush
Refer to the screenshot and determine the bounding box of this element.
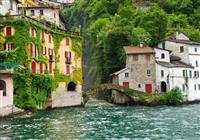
[154,87,184,106]
[165,87,184,105]
[123,88,135,95]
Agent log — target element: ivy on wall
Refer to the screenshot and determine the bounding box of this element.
[0,19,82,110]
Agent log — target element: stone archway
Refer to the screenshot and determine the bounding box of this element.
[67,82,76,91]
[0,80,6,96]
[161,81,167,93]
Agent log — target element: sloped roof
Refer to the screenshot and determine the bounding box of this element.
[156,61,194,68]
[123,46,155,54]
[166,32,200,45]
[110,68,129,76]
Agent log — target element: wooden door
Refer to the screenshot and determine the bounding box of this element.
[145,84,152,93]
[123,82,129,88]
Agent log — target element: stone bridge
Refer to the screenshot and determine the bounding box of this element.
[83,84,133,104]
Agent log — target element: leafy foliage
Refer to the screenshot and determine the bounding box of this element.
[61,0,200,85]
[0,19,82,110]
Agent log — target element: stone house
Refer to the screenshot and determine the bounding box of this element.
[112,44,198,101]
[123,46,156,93]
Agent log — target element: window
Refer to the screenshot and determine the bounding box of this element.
[194,71,199,78]
[147,70,151,76]
[48,35,52,43]
[3,43,14,51]
[180,46,184,53]
[182,84,185,92]
[31,10,35,16]
[183,70,188,77]
[161,70,164,77]
[145,54,150,61]
[198,84,200,91]
[6,26,12,36]
[42,47,46,55]
[49,63,52,74]
[195,84,197,91]
[48,48,53,56]
[196,60,198,67]
[40,63,43,74]
[189,70,192,78]
[195,48,198,52]
[133,55,138,62]
[162,42,165,49]
[125,72,129,78]
[138,84,141,88]
[40,10,44,16]
[0,80,6,96]
[31,28,36,37]
[10,0,13,10]
[31,61,36,74]
[161,53,165,59]
[41,32,45,42]
[66,65,70,74]
[30,43,36,57]
[65,51,71,64]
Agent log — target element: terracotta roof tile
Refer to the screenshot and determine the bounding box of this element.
[123,46,155,54]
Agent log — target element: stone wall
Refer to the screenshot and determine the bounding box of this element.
[127,53,156,92]
[52,82,83,108]
[112,92,132,105]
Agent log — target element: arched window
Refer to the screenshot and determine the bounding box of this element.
[0,80,6,96]
[67,82,76,91]
[161,53,165,59]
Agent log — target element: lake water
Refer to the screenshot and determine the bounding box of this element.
[1,100,200,140]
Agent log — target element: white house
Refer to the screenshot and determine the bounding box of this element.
[18,0,63,27]
[158,32,200,101]
[0,0,18,15]
[110,68,130,88]
[155,48,195,101]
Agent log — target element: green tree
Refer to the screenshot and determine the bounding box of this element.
[135,7,168,45]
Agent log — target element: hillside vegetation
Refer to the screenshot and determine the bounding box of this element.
[61,0,200,86]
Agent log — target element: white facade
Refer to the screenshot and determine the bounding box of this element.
[111,68,130,87]
[0,0,18,15]
[158,32,200,101]
[20,7,61,26]
[0,69,14,109]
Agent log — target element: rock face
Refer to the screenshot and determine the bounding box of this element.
[112,92,133,105]
[52,83,83,108]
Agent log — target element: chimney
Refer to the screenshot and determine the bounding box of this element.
[140,43,144,48]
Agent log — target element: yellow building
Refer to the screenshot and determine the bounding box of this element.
[0,16,83,109]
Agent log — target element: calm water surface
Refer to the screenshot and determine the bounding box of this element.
[1,100,200,140]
